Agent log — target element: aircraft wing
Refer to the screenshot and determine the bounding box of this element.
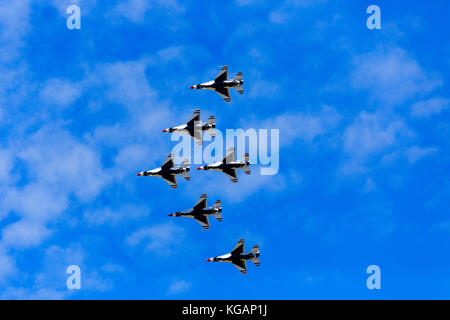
[193,193,207,210]
[191,134,203,145]
[162,174,177,188]
[222,168,238,183]
[194,214,209,230]
[187,120,203,145]
[186,109,201,127]
[231,239,245,255]
[160,154,174,169]
[214,66,228,82]
[232,259,247,274]
[215,87,231,102]
[223,147,235,164]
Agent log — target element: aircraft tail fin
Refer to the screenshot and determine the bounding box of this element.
[206,128,216,138]
[212,200,222,221]
[250,256,260,266]
[181,159,190,180]
[241,153,251,175]
[235,86,244,94]
[213,200,221,209]
[207,115,215,126]
[250,245,260,266]
[234,72,243,81]
[214,212,222,221]
[206,116,216,137]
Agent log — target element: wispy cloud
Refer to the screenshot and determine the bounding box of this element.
[167,279,191,295]
[113,0,184,23]
[126,222,185,256]
[404,146,437,164]
[0,0,31,63]
[269,0,327,24]
[339,111,414,175]
[411,98,450,118]
[39,78,82,108]
[0,245,15,283]
[84,204,150,226]
[351,47,442,106]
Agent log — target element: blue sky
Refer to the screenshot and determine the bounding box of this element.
[0,0,449,299]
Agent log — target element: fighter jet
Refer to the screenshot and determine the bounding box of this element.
[197,147,250,183]
[189,66,244,102]
[206,239,260,274]
[168,193,222,230]
[136,153,190,189]
[161,109,216,145]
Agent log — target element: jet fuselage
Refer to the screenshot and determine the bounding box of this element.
[163,122,215,133]
[171,205,221,218]
[208,251,259,263]
[192,79,244,90]
[137,166,189,177]
[198,161,249,172]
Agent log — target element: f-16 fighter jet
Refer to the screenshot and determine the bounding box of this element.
[197,147,250,183]
[161,109,216,145]
[136,153,190,189]
[168,193,222,230]
[189,66,244,102]
[206,239,260,274]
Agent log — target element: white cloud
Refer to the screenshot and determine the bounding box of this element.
[405,146,437,164]
[126,222,185,256]
[0,0,31,63]
[167,279,191,295]
[17,127,107,201]
[113,0,184,23]
[0,243,123,299]
[235,0,265,6]
[84,59,173,139]
[0,126,107,249]
[2,287,66,300]
[269,0,327,24]
[3,183,69,223]
[0,149,14,185]
[84,204,149,226]
[0,55,180,254]
[255,106,341,146]
[364,178,376,192]
[88,60,159,110]
[39,79,82,108]
[411,98,450,118]
[0,246,15,283]
[343,111,412,160]
[248,80,280,98]
[339,111,414,175]
[351,47,442,106]
[0,245,83,299]
[2,220,52,248]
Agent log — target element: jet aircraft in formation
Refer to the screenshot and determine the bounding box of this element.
[135,66,260,273]
[168,193,222,230]
[197,147,250,183]
[161,109,216,145]
[136,153,190,189]
[206,239,260,274]
[190,66,244,102]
